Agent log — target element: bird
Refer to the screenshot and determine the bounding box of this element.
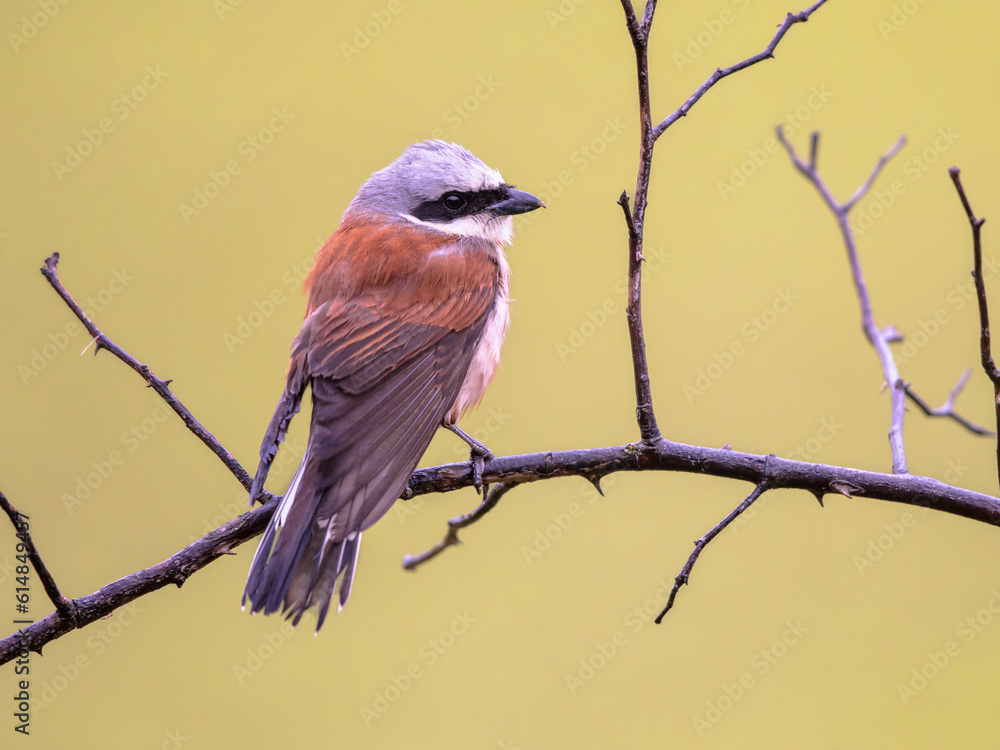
[242,140,544,631]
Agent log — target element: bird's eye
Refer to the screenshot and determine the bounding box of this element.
[442,193,467,212]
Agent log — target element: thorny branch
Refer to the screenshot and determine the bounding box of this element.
[655,458,774,624]
[4,0,999,663]
[403,483,518,571]
[410,0,830,562]
[615,0,829,443]
[41,253,253,490]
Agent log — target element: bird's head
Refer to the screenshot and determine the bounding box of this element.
[344,140,544,246]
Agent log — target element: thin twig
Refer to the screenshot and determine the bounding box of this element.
[651,0,831,141]
[949,168,999,485]
[777,130,911,474]
[0,491,78,626]
[619,0,661,443]
[903,370,993,436]
[655,457,774,623]
[40,253,253,490]
[616,0,830,443]
[402,482,517,571]
[617,191,639,243]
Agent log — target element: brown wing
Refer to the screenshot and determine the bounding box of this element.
[244,216,498,627]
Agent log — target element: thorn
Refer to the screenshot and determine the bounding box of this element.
[721,443,733,450]
[584,474,605,496]
[829,480,861,499]
[813,491,825,507]
[163,379,173,389]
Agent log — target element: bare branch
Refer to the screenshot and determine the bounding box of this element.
[949,167,1000,484]
[0,494,277,665]
[402,482,517,571]
[777,130,911,474]
[619,0,642,44]
[40,253,253,491]
[842,137,908,212]
[618,0,661,443]
[0,491,78,626]
[903,370,994,436]
[656,469,772,623]
[651,0,831,141]
[7,433,1000,664]
[616,0,830,444]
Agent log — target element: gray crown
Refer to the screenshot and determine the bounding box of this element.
[344,140,505,220]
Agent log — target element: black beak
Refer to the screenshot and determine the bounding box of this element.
[489,188,546,216]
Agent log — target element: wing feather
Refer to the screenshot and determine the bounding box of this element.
[244,217,499,626]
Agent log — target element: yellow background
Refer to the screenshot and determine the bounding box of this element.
[3,0,1000,747]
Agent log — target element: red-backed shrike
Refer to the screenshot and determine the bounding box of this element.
[243,140,544,630]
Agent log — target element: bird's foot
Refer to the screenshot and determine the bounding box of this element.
[445,423,494,494]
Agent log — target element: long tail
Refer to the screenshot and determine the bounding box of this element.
[242,448,362,631]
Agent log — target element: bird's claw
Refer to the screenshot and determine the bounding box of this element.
[469,445,493,495]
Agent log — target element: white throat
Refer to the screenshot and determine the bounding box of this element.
[400,212,514,248]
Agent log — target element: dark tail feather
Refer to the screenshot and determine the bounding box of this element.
[242,453,361,630]
[314,533,361,631]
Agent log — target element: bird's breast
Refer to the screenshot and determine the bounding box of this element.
[446,251,511,424]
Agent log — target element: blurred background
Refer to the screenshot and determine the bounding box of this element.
[3,0,1000,747]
